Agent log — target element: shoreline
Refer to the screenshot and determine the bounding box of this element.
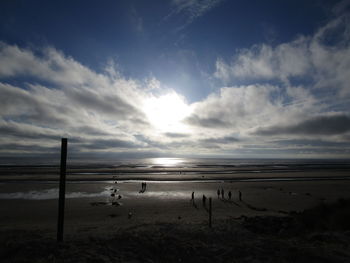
[1,169,349,182]
[1,175,350,183]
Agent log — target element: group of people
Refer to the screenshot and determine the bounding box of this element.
[191,189,242,202]
[217,188,242,201]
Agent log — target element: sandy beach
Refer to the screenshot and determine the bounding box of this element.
[1,168,350,262]
[1,177,350,232]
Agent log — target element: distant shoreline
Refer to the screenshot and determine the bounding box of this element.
[1,171,350,183]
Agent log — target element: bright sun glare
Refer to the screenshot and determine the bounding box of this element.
[143,92,192,133]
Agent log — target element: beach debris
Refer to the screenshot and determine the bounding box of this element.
[118,194,122,199]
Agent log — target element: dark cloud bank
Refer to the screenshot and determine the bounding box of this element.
[255,115,350,136]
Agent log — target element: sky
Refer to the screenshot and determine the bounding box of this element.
[1,0,350,162]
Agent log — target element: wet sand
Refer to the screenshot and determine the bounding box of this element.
[1,178,350,236]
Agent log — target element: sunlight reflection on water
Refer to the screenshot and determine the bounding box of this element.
[150,158,184,167]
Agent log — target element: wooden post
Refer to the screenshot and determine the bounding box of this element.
[57,138,67,242]
[209,197,212,228]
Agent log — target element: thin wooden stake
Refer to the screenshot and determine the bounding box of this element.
[57,138,67,242]
[209,197,212,228]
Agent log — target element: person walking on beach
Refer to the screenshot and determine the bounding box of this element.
[202,195,206,206]
[221,188,224,199]
[228,191,232,200]
[239,190,242,201]
[191,191,194,201]
[217,189,220,199]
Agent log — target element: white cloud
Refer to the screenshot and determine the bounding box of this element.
[185,84,321,135]
[214,15,350,96]
[0,43,164,156]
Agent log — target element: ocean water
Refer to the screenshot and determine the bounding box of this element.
[109,157,350,169]
[1,158,350,174]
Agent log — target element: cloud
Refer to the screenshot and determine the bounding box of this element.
[273,139,350,148]
[163,132,190,138]
[185,84,284,131]
[0,42,158,158]
[0,143,58,153]
[199,136,238,144]
[185,114,229,128]
[77,138,144,150]
[332,0,350,15]
[254,114,350,136]
[214,14,350,96]
[167,0,223,30]
[215,37,311,83]
[0,119,62,141]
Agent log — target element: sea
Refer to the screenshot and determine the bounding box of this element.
[0,158,349,200]
[0,157,349,176]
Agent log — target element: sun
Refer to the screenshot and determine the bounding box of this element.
[143,92,192,133]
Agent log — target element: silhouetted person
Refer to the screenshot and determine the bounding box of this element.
[202,195,206,205]
[217,189,220,198]
[144,182,147,191]
[221,188,224,199]
[228,191,232,200]
[140,182,146,193]
[239,190,242,201]
[191,191,194,201]
[118,195,122,199]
